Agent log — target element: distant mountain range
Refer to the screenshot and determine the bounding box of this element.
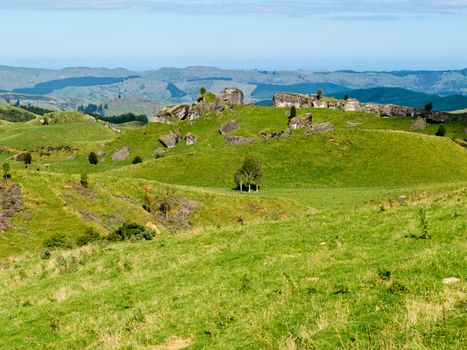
[0,65,466,114]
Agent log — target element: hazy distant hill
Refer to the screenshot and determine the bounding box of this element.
[328,87,467,111]
[0,65,466,112]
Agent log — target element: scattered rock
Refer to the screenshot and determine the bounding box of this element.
[111,147,130,161]
[219,120,240,135]
[397,195,408,204]
[150,116,177,125]
[289,113,313,129]
[411,117,427,130]
[442,277,461,285]
[154,148,165,158]
[184,132,197,146]
[159,133,181,148]
[343,99,362,112]
[217,87,244,106]
[225,135,258,145]
[159,104,191,120]
[312,100,328,109]
[307,122,334,134]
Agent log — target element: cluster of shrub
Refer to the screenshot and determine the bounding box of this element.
[40,222,156,258]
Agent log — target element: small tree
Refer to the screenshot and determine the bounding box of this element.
[80,174,89,188]
[24,153,32,165]
[234,169,245,192]
[289,106,297,121]
[237,156,263,192]
[2,163,11,179]
[424,102,433,113]
[435,125,446,137]
[199,87,207,96]
[132,156,143,164]
[317,88,323,100]
[344,93,349,101]
[88,152,98,165]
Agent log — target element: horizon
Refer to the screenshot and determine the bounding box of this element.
[1,1,467,71]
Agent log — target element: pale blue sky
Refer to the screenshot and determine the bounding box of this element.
[0,0,466,70]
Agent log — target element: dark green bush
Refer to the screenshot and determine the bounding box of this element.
[108,222,155,242]
[132,156,143,164]
[88,152,98,165]
[76,227,101,247]
[435,125,446,137]
[42,233,73,249]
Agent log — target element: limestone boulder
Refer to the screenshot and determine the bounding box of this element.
[343,99,362,112]
[217,88,244,106]
[273,93,309,108]
[150,116,177,125]
[159,132,181,148]
[219,120,240,135]
[307,122,334,134]
[288,113,313,130]
[225,135,258,145]
[312,100,328,109]
[112,147,130,161]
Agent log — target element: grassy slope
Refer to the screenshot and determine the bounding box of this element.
[0,104,465,348]
[0,189,465,349]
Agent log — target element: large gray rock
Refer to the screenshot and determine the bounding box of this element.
[307,122,334,134]
[225,135,258,145]
[273,92,309,108]
[158,104,191,120]
[288,113,313,129]
[150,116,177,125]
[312,100,328,109]
[159,132,181,148]
[343,99,362,112]
[217,88,244,106]
[112,147,130,161]
[219,120,240,135]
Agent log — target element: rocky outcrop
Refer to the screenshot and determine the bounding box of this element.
[150,116,177,125]
[159,132,181,148]
[217,88,244,106]
[151,87,245,123]
[112,147,130,161]
[289,113,313,129]
[184,132,197,146]
[272,92,467,123]
[343,99,362,112]
[273,93,309,108]
[307,122,334,134]
[225,135,258,145]
[219,120,240,135]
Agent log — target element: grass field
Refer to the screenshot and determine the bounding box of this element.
[0,105,465,349]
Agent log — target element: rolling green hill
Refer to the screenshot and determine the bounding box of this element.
[0,103,465,349]
[0,104,37,122]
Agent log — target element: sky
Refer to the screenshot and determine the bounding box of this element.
[0,0,466,71]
